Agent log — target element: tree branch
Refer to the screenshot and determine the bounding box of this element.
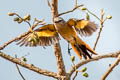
[0,32,29,50]
[100,54,120,80]
[86,9,101,21]
[0,51,58,79]
[0,22,40,50]
[51,0,58,18]
[51,0,66,79]
[68,50,120,77]
[57,4,83,17]
[47,0,52,10]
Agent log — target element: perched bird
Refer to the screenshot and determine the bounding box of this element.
[16,17,98,59]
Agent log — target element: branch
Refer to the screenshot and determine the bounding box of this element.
[51,0,58,18]
[15,55,26,80]
[0,32,30,50]
[72,70,78,80]
[75,0,77,6]
[51,0,66,79]
[47,0,52,10]
[100,54,120,80]
[57,4,83,17]
[93,9,104,50]
[0,51,58,79]
[71,61,79,80]
[0,22,40,50]
[86,9,101,21]
[68,50,120,77]
[16,64,26,80]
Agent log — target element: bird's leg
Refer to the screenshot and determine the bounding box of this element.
[68,43,72,56]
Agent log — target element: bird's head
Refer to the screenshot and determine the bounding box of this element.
[54,17,65,24]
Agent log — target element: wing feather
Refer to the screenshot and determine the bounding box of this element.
[67,18,98,36]
[16,24,60,47]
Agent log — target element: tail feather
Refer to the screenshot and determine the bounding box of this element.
[71,43,92,59]
[80,45,92,59]
[71,44,82,59]
[80,40,98,55]
[79,48,87,59]
[70,36,97,59]
[70,41,97,59]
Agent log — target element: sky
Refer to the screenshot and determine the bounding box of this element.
[0,0,120,80]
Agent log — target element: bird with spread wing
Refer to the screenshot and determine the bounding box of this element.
[16,17,98,59]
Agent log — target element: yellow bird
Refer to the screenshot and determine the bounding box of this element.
[16,17,98,59]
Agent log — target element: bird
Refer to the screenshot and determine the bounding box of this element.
[16,17,98,59]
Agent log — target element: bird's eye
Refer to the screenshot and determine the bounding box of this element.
[54,19,63,23]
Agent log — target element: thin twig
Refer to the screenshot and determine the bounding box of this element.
[87,9,101,21]
[0,22,40,50]
[57,4,84,17]
[25,21,31,28]
[47,0,52,10]
[15,55,25,80]
[16,64,26,80]
[14,13,23,19]
[75,0,77,7]
[103,17,107,23]
[93,9,104,50]
[100,54,120,80]
[14,13,31,27]
[72,62,79,80]
[77,3,100,21]
[68,50,120,77]
[72,70,78,80]
[0,51,58,79]
[33,18,36,25]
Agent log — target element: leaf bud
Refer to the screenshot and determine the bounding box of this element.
[24,14,31,21]
[107,15,112,19]
[8,12,15,16]
[14,17,19,21]
[83,72,88,77]
[81,67,87,72]
[81,7,87,11]
[71,56,75,62]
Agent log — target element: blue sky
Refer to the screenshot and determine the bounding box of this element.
[0,0,120,80]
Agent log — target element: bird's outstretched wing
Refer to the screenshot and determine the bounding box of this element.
[16,24,59,47]
[67,18,98,36]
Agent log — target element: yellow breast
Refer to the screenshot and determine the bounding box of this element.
[57,24,77,41]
